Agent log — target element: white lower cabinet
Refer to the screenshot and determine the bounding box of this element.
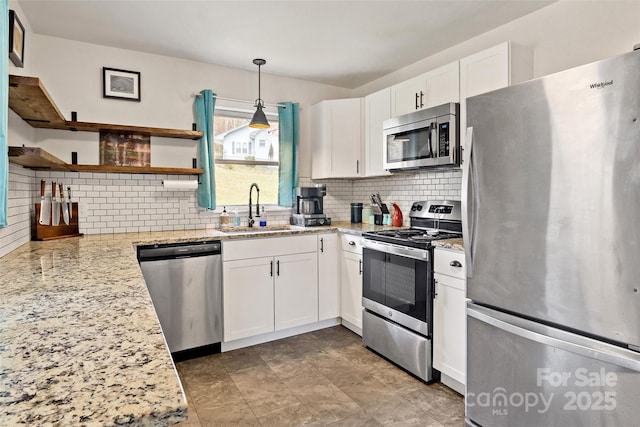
[223,235,318,342]
[275,252,318,330]
[318,233,340,321]
[223,256,275,341]
[340,235,363,334]
[433,247,467,392]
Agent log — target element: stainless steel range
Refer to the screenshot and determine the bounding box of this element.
[361,200,462,382]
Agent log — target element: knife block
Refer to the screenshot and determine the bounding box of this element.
[33,203,83,241]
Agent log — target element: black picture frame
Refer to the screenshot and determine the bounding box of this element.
[102,67,141,102]
[9,10,25,68]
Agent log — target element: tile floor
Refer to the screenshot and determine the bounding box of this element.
[175,326,464,426]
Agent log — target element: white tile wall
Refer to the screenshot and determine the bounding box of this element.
[33,171,295,235]
[306,168,463,225]
[0,163,37,258]
[0,166,462,253]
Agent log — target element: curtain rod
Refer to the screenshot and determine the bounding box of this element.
[194,92,287,108]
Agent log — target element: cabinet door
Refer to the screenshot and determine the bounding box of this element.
[422,61,460,109]
[311,99,362,179]
[311,102,329,179]
[364,87,391,177]
[390,74,425,117]
[223,257,274,341]
[329,98,363,178]
[318,234,340,321]
[341,251,363,332]
[433,272,466,385]
[275,252,319,331]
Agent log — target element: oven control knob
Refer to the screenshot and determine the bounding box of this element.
[388,311,393,317]
[318,218,325,225]
[416,204,422,211]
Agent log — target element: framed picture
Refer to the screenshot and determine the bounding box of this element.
[9,10,25,68]
[102,67,141,101]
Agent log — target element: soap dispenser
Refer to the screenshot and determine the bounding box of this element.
[220,206,230,227]
[259,206,267,227]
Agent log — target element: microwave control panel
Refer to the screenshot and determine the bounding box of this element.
[438,121,450,158]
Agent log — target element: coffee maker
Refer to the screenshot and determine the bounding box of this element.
[290,185,331,226]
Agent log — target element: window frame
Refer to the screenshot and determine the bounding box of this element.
[213,103,282,210]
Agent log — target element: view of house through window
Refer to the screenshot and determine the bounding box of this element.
[214,111,279,206]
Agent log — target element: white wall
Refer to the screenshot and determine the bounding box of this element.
[354,1,640,96]
[27,34,351,176]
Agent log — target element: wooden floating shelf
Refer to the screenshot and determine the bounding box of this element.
[66,164,204,175]
[9,75,204,140]
[9,146,203,175]
[8,146,68,171]
[65,121,203,140]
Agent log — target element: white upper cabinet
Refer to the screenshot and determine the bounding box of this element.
[390,73,425,117]
[364,87,391,177]
[459,41,533,151]
[311,98,363,179]
[390,61,460,117]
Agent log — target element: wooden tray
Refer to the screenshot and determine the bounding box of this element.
[33,202,83,241]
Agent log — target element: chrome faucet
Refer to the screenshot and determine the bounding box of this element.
[248,183,260,227]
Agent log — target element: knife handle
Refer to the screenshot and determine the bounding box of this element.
[67,187,72,202]
[52,181,57,199]
[41,180,46,197]
[59,183,64,200]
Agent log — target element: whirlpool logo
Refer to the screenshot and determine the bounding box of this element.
[589,80,613,89]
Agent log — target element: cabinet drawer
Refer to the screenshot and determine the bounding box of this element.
[223,235,317,261]
[340,233,363,254]
[434,247,466,280]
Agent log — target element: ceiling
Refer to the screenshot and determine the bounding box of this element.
[18,0,554,89]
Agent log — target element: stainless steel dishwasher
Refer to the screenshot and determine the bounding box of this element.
[137,240,222,360]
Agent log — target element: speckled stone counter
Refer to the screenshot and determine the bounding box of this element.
[432,237,464,251]
[0,223,400,425]
[0,233,189,425]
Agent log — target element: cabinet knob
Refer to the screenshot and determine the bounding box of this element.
[348,241,356,246]
[450,260,463,268]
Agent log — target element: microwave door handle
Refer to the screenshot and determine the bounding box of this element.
[428,122,435,158]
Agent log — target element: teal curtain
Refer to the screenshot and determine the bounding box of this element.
[277,102,299,207]
[194,89,216,209]
[0,0,9,227]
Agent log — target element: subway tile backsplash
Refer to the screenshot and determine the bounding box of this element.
[35,171,219,235]
[2,167,462,246]
[304,168,463,226]
[0,164,37,258]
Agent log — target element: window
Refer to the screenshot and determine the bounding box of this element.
[214,110,280,206]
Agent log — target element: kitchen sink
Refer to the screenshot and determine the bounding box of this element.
[217,225,299,235]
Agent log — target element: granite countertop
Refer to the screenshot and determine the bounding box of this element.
[0,222,397,425]
[432,237,464,251]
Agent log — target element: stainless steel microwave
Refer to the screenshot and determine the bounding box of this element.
[383,102,460,171]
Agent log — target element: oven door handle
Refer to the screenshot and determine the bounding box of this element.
[361,239,429,261]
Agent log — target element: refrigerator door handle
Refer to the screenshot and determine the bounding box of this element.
[462,126,477,277]
[468,304,640,372]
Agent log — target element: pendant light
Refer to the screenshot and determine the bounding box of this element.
[249,58,270,129]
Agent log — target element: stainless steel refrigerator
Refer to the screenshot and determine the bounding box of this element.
[463,48,640,426]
